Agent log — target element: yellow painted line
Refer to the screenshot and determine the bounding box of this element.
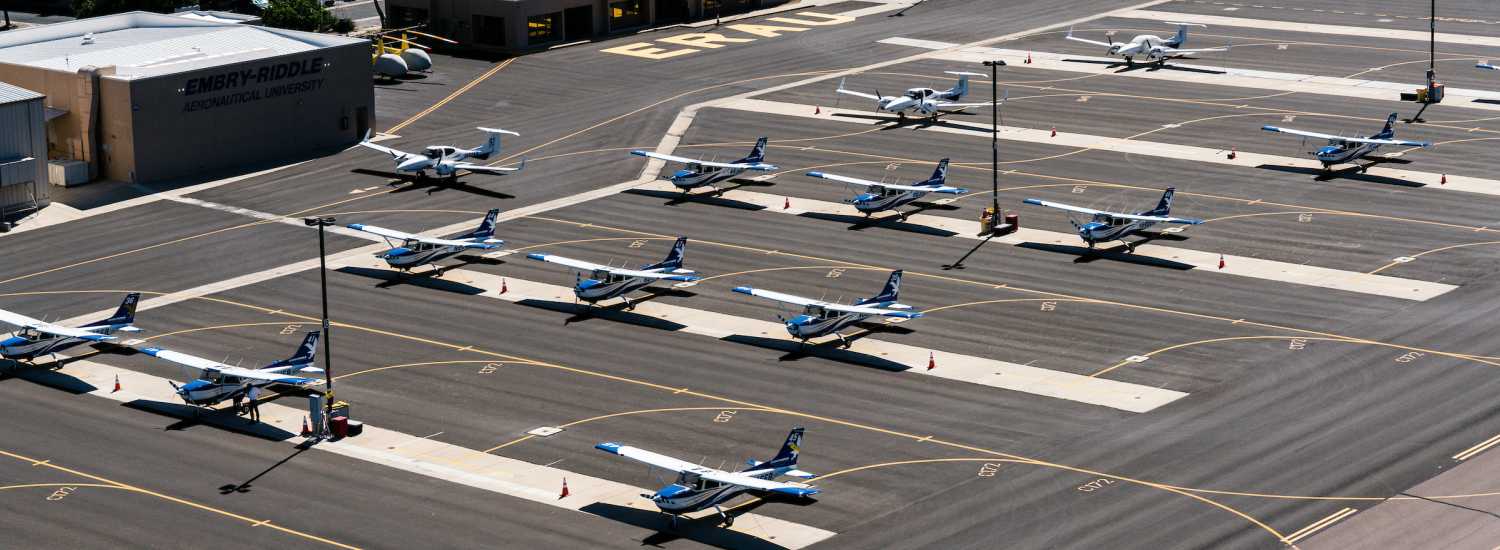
[1453,433,1500,461]
[386,58,514,135]
[0,482,120,492]
[1369,241,1500,275]
[1285,507,1357,543]
[335,360,537,381]
[483,406,769,453]
[0,449,358,549]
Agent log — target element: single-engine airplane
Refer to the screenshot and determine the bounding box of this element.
[632,137,777,192]
[1479,62,1498,72]
[357,127,525,180]
[0,293,140,362]
[527,237,700,308]
[807,158,965,218]
[732,270,920,345]
[836,71,994,121]
[1023,188,1201,251]
[141,332,324,408]
[1261,113,1432,172]
[348,209,502,276]
[1066,22,1225,67]
[595,427,819,527]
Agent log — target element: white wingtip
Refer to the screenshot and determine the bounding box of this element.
[477,127,520,136]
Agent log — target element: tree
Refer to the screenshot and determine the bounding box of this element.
[72,0,191,18]
[260,0,335,32]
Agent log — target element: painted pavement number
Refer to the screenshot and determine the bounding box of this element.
[602,12,856,60]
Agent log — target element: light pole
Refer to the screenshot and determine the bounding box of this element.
[303,216,336,434]
[983,59,1006,227]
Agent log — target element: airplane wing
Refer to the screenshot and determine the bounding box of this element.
[835,84,883,101]
[347,224,498,248]
[452,162,523,174]
[1477,63,1497,71]
[526,253,700,281]
[1022,199,1202,224]
[139,347,322,385]
[1263,126,1431,147]
[357,131,411,159]
[1064,30,1115,49]
[805,171,966,194]
[1162,46,1227,54]
[629,150,776,170]
[931,100,996,109]
[0,309,115,341]
[731,287,922,318]
[595,443,820,497]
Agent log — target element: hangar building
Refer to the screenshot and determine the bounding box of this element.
[386,0,788,53]
[0,12,374,185]
[0,82,49,221]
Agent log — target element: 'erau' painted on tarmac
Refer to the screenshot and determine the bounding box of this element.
[601,12,855,60]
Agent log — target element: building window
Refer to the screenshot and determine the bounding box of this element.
[527,13,560,44]
[472,15,507,45]
[609,0,645,30]
[389,6,428,28]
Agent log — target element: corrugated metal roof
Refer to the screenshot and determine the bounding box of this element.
[0,11,364,79]
[0,81,44,104]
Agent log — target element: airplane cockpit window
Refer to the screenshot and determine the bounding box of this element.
[424,147,443,158]
[18,327,40,340]
[402,239,417,248]
[808,305,827,318]
[1112,217,1126,226]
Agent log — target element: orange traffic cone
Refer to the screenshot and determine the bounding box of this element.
[1227,147,1237,160]
[500,278,508,294]
[1218,254,1226,270]
[783,197,790,210]
[560,477,570,499]
[112,374,121,393]
[301,416,312,437]
[1025,51,1032,64]
[927,352,935,371]
[1441,174,1447,185]
[1050,126,1057,138]
[815,105,821,115]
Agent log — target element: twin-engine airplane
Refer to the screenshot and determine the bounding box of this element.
[527,237,700,308]
[633,137,777,192]
[836,71,994,121]
[733,270,920,345]
[596,427,819,527]
[348,209,503,276]
[1024,188,1201,251]
[142,332,324,407]
[1261,113,1432,171]
[807,158,966,218]
[358,127,525,180]
[1066,22,1225,67]
[0,293,140,362]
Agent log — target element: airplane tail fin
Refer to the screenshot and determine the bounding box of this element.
[740,137,768,164]
[1380,112,1398,137]
[923,158,950,186]
[643,237,689,271]
[1171,23,1190,46]
[863,270,902,304]
[471,127,511,160]
[92,292,140,328]
[468,208,501,239]
[1147,187,1175,216]
[949,74,969,99]
[269,331,320,370]
[762,427,805,469]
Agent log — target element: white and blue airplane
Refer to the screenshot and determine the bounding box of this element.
[527,237,700,308]
[837,72,993,121]
[1023,188,1201,251]
[141,332,324,408]
[348,209,503,276]
[595,427,818,527]
[1262,113,1432,172]
[357,127,525,180]
[632,138,778,192]
[806,158,966,218]
[1066,22,1226,67]
[1479,62,1498,72]
[0,293,140,363]
[733,270,921,345]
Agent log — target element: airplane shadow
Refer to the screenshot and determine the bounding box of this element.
[721,334,911,372]
[799,212,958,237]
[338,266,488,295]
[830,112,973,131]
[1017,242,1195,270]
[623,188,767,211]
[0,359,100,394]
[351,168,516,200]
[219,446,310,495]
[1257,164,1426,186]
[1474,99,1500,106]
[1059,58,1226,75]
[579,501,794,550]
[516,292,691,330]
[122,399,297,441]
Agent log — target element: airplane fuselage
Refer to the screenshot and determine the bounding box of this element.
[575,276,656,303]
[175,377,260,406]
[0,324,128,361]
[785,311,870,340]
[1315,141,1381,167]
[1079,217,1154,246]
[379,244,470,269]
[850,189,927,214]
[650,466,787,514]
[670,166,744,189]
